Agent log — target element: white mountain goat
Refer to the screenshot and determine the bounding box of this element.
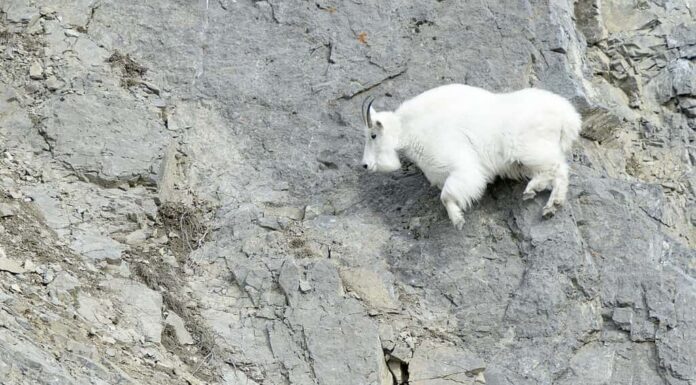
[360,84,581,229]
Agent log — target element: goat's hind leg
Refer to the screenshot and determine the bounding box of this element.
[542,162,569,218]
[522,171,554,201]
[440,172,487,230]
[517,141,569,218]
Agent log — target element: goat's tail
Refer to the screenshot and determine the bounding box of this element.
[559,109,582,154]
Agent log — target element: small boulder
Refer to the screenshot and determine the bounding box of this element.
[164,312,194,345]
[29,61,44,80]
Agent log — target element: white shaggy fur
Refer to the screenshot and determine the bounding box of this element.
[360,84,581,229]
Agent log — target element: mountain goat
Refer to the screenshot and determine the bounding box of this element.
[360,84,581,229]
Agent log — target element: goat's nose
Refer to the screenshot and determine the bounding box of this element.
[362,164,368,169]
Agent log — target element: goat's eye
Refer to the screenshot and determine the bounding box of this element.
[375,121,382,128]
[371,133,377,139]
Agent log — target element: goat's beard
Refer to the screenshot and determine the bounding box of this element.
[375,152,401,172]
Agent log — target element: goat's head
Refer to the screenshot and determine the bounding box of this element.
[360,96,402,172]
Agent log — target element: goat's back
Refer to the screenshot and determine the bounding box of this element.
[499,88,581,153]
[395,85,581,159]
[395,84,493,121]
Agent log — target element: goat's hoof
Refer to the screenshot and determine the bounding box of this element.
[542,206,557,218]
[522,191,536,201]
[451,217,465,230]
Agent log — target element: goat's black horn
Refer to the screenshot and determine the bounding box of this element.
[362,95,376,128]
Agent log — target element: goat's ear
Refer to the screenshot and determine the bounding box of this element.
[373,120,385,133]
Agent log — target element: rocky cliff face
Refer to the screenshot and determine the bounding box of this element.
[1,1,695,384]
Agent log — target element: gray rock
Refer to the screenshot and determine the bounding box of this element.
[298,279,312,293]
[41,269,55,285]
[648,60,696,104]
[575,0,607,44]
[164,312,194,345]
[70,230,125,263]
[667,23,696,49]
[612,307,634,330]
[2,2,39,24]
[161,254,178,267]
[40,92,168,186]
[64,29,81,38]
[77,292,113,324]
[409,342,486,385]
[340,267,398,311]
[387,358,406,385]
[0,203,17,218]
[23,187,72,235]
[49,0,98,27]
[124,229,147,245]
[278,258,301,305]
[72,37,111,67]
[267,206,305,221]
[581,108,625,142]
[45,76,64,91]
[29,61,44,80]
[65,340,98,359]
[609,343,664,385]
[221,368,261,385]
[0,328,74,384]
[0,87,42,150]
[47,271,80,293]
[257,216,280,230]
[100,278,164,343]
[0,256,26,274]
[556,343,614,385]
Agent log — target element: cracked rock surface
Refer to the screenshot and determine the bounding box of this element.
[1,1,695,384]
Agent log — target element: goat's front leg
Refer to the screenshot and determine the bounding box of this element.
[440,171,487,230]
[442,195,465,230]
